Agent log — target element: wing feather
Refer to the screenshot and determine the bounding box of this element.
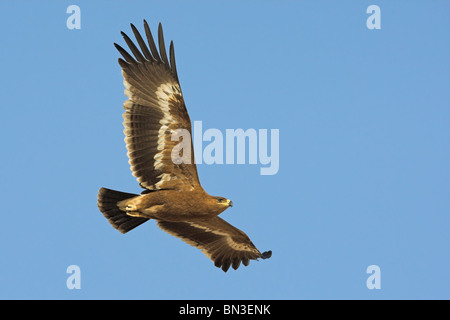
[169,41,179,82]
[121,31,146,63]
[157,23,170,66]
[144,19,161,62]
[116,21,201,191]
[157,217,271,272]
[130,23,153,61]
[114,43,136,64]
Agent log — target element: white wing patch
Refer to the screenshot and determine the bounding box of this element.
[154,173,176,189]
[123,73,132,98]
[188,221,257,253]
[152,82,181,189]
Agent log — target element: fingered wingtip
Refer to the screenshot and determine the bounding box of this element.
[261,250,272,259]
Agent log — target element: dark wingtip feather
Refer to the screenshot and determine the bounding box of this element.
[158,22,170,66]
[232,258,241,270]
[114,42,136,63]
[130,23,153,61]
[118,58,129,69]
[261,250,272,259]
[214,254,225,269]
[143,19,161,62]
[121,31,146,63]
[221,259,232,272]
[169,40,179,82]
[117,21,179,82]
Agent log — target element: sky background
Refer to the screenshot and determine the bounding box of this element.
[0,1,448,300]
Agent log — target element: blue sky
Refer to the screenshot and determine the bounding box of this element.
[0,1,448,299]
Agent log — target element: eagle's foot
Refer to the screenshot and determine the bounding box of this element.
[126,211,141,218]
[125,204,141,217]
[126,204,137,212]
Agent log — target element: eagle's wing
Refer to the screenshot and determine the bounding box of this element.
[157,217,272,272]
[115,20,200,192]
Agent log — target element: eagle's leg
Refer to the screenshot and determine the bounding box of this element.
[142,204,165,216]
[126,211,141,217]
[125,204,141,217]
[126,204,137,211]
[125,204,166,219]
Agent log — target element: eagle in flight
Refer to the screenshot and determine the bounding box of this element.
[97,20,271,272]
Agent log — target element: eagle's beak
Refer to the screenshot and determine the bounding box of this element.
[228,200,233,207]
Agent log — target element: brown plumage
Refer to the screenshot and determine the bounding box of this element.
[97,20,271,272]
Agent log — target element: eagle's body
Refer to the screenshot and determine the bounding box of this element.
[118,189,230,221]
[97,20,271,272]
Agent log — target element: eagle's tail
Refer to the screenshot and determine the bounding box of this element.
[97,187,149,234]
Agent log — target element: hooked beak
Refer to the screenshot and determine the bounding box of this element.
[227,200,233,207]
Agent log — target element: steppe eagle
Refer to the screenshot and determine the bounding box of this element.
[97,20,271,272]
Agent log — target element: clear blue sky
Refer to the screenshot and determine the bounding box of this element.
[0,1,448,299]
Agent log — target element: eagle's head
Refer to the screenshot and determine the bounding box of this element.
[209,196,233,214]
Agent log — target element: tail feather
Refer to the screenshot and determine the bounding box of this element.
[97,187,149,234]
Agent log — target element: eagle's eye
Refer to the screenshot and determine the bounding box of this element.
[217,198,223,203]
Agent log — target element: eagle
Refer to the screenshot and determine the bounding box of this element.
[97,20,271,272]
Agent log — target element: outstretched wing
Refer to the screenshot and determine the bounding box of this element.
[115,20,201,192]
[157,217,272,272]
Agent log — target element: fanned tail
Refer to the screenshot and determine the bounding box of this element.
[97,187,149,234]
